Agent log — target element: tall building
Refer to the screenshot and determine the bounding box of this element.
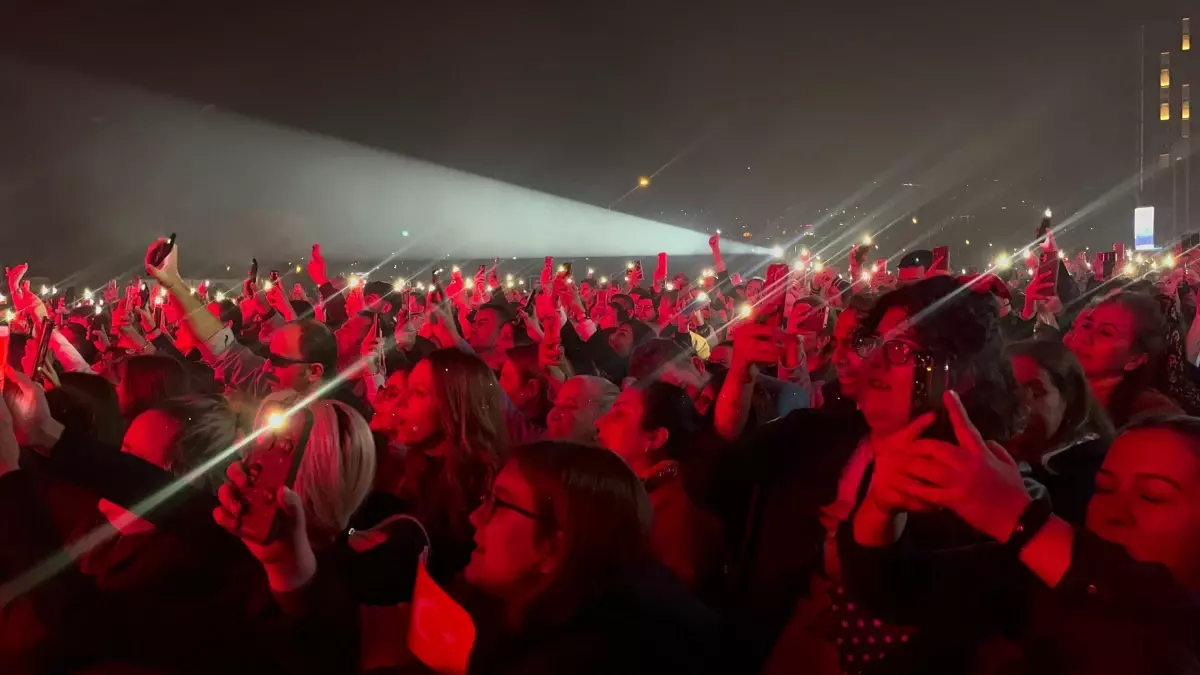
[1140,17,1194,243]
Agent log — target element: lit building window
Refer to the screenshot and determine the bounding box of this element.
[1185,102,1192,121]
[1161,69,1171,88]
[1185,18,1191,51]
[1161,102,1171,121]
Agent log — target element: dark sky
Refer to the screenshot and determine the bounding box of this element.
[0,0,1194,277]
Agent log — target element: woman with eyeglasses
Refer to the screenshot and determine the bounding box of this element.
[461,441,717,674]
[686,276,1019,673]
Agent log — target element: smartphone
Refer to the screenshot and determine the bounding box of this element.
[1036,214,1052,240]
[1097,252,1117,279]
[147,233,177,268]
[238,407,316,544]
[372,313,384,339]
[912,352,956,442]
[250,258,259,280]
[30,317,53,381]
[852,243,873,264]
[758,263,791,327]
[1037,251,1060,294]
[0,326,9,392]
[153,303,164,327]
[931,246,950,274]
[657,252,668,276]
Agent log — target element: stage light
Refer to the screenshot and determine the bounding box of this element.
[862,234,873,245]
[1044,208,1052,218]
[771,246,784,257]
[996,253,1011,269]
[295,265,302,273]
[638,176,650,187]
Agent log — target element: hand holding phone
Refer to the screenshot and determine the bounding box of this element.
[231,408,315,544]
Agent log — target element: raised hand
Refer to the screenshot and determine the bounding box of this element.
[144,238,183,290]
[213,461,317,591]
[885,391,1032,543]
[307,243,328,286]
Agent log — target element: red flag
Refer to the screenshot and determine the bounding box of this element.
[408,551,475,675]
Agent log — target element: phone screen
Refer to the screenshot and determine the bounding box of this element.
[931,246,949,274]
[912,353,955,442]
[0,326,9,392]
[1037,251,1060,293]
[758,263,791,327]
[30,317,53,381]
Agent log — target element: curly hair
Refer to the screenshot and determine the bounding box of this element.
[858,276,1018,442]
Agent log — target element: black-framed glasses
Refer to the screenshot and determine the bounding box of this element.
[853,335,925,366]
[267,351,316,368]
[478,491,542,523]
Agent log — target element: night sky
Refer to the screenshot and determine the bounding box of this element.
[0,0,1194,278]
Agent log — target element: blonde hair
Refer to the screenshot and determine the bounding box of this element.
[255,397,377,541]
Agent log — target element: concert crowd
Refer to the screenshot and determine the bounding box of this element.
[0,222,1198,675]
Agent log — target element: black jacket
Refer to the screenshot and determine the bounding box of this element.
[466,560,718,675]
[683,407,868,671]
[840,525,1200,675]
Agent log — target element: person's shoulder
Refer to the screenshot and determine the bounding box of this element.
[1133,388,1185,416]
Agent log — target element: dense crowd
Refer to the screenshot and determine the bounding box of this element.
[0,224,1198,675]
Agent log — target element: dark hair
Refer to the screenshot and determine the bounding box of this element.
[859,276,1018,442]
[845,292,879,315]
[213,299,243,337]
[47,373,124,449]
[117,355,191,423]
[1005,340,1115,449]
[628,338,692,383]
[792,296,837,336]
[61,322,99,365]
[1120,414,1200,446]
[1097,292,1168,427]
[290,299,314,319]
[141,396,239,494]
[292,319,338,378]
[620,319,657,349]
[609,294,634,316]
[629,287,654,301]
[504,344,552,425]
[400,348,507,541]
[512,441,652,627]
[635,381,701,462]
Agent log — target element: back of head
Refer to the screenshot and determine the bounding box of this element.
[52,372,124,448]
[861,276,1017,442]
[629,338,692,383]
[139,395,239,493]
[514,441,652,620]
[290,399,377,540]
[118,354,192,422]
[636,381,701,461]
